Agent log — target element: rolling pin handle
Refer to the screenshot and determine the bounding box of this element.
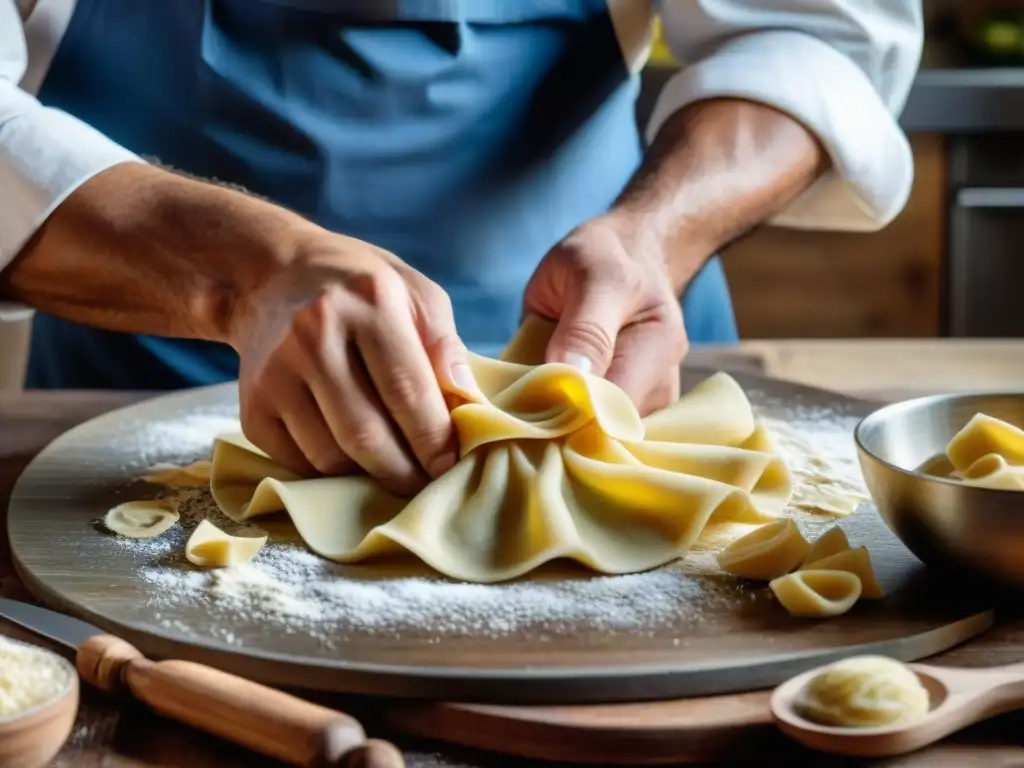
[75,634,405,767]
[76,634,143,693]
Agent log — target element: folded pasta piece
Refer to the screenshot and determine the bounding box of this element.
[716,519,809,580]
[142,460,213,487]
[958,453,1024,490]
[104,499,179,538]
[946,414,1024,490]
[769,570,861,618]
[185,520,267,568]
[802,526,850,566]
[206,316,793,583]
[801,546,884,599]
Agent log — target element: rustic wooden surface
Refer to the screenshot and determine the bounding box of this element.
[6,374,993,708]
[743,339,1024,401]
[5,345,1024,766]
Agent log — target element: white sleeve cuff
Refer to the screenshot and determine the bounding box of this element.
[646,30,914,233]
[0,84,143,271]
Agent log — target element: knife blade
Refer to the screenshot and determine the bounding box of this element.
[0,596,100,651]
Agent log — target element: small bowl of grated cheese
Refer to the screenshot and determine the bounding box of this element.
[0,635,79,768]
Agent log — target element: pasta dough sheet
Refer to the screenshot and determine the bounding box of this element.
[205,316,794,583]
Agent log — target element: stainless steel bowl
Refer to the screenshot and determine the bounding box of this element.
[855,393,1024,588]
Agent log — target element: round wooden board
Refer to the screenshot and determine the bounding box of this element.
[8,372,993,706]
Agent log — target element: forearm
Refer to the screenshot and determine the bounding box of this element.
[606,98,825,295]
[1,162,311,342]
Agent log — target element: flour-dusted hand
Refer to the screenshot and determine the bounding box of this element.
[524,218,687,416]
[228,231,480,494]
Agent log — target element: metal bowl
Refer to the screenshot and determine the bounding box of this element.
[855,393,1024,588]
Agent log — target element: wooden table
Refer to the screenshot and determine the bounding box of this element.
[5,341,1024,767]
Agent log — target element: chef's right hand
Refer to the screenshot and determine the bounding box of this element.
[228,231,480,495]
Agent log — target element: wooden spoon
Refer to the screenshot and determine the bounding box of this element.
[771,660,1024,757]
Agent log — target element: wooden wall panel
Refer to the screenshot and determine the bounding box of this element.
[721,134,947,339]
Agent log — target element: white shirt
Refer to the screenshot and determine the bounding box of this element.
[0,0,923,279]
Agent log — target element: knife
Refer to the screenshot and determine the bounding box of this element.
[0,597,403,768]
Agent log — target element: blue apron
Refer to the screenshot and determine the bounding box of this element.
[27,0,738,390]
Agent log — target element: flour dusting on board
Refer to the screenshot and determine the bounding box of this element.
[119,411,241,468]
[138,536,750,645]
[751,389,870,520]
[111,396,868,647]
[122,481,751,644]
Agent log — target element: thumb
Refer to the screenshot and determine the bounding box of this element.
[545,277,627,377]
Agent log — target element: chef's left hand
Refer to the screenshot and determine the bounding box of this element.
[524,216,687,416]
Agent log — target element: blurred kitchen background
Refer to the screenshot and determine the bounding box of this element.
[645,0,1024,340]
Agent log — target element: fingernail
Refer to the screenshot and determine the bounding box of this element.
[449,363,479,394]
[429,450,458,478]
[561,352,593,374]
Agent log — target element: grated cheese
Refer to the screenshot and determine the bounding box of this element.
[0,636,74,718]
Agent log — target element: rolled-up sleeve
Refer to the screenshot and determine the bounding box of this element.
[0,0,140,275]
[652,1,924,232]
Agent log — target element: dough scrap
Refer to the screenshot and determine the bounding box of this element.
[185,520,267,568]
[801,546,884,599]
[769,570,861,618]
[795,655,930,727]
[945,414,1024,490]
[802,526,850,566]
[104,499,179,539]
[142,460,213,486]
[716,519,809,580]
[791,483,868,517]
[205,316,793,583]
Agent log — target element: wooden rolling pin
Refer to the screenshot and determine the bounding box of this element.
[77,634,404,768]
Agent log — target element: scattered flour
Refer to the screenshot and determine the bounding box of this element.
[109,397,867,648]
[127,475,753,644]
[118,412,241,469]
[754,397,871,519]
[0,635,74,718]
[137,535,750,645]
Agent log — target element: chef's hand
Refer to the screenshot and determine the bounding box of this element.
[229,232,480,494]
[524,217,687,415]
